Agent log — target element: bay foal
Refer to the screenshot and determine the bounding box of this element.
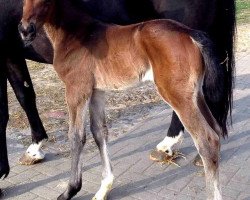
[20,0,224,199]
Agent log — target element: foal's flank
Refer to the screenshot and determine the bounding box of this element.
[20,0,223,199]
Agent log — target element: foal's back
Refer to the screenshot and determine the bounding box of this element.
[68,20,199,91]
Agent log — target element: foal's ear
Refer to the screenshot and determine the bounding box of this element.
[44,0,52,4]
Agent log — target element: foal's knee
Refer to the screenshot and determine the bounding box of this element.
[90,123,108,144]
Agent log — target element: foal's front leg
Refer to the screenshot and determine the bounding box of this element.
[58,89,90,200]
[90,90,114,200]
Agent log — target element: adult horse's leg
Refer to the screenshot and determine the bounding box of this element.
[6,48,48,165]
[58,86,91,200]
[0,58,10,179]
[90,90,114,200]
[156,112,184,155]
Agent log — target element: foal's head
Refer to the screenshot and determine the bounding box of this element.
[19,0,54,45]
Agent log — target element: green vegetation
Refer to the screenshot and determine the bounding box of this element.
[237,0,250,23]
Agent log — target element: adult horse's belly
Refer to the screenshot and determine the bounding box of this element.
[152,0,216,30]
[152,0,186,20]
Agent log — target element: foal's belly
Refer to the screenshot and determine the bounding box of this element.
[93,64,153,91]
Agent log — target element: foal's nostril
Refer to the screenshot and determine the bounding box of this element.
[28,23,36,33]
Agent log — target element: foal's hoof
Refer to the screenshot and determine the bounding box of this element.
[57,194,68,200]
[193,154,203,167]
[92,196,107,200]
[150,149,168,162]
[19,150,45,165]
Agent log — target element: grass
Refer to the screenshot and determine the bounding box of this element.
[236,0,250,23]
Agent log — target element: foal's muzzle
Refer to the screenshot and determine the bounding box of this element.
[18,22,37,46]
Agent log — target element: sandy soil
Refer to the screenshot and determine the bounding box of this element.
[6,24,250,154]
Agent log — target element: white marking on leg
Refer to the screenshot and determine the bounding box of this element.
[24,81,29,88]
[26,141,45,160]
[93,142,114,200]
[213,180,222,200]
[93,173,114,200]
[156,130,183,155]
[142,67,154,82]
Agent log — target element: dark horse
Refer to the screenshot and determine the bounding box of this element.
[20,0,232,199]
[0,0,235,194]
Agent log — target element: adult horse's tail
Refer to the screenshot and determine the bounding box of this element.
[194,0,236,138]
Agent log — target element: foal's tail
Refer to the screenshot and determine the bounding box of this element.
[190,31,229,138]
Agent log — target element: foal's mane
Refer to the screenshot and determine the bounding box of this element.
[50,0,94,29]
[47,0,108,46]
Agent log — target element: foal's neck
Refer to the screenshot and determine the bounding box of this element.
[44,0,101,45]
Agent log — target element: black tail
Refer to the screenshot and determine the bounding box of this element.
[191,31,228,138]
[191,0,236,138]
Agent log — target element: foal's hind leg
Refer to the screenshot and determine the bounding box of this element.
[157,84,221,200]
[90,90,114,200]
[6,54,47,165]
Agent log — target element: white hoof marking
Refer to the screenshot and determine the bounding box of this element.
[156,131,183,155]
[213,180,222,200]
[26,142,45,160]
[93,174,114,200]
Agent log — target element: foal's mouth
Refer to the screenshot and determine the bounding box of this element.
[22,36,36,47]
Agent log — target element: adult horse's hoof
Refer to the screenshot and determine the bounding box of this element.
[0,189,3,198]
[193,154,203,167]
[19,143,45,165]
[150,149,168,162]
[19,151,44,165]
[0,162,10,179]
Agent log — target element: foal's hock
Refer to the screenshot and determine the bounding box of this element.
[20,0,223,199]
